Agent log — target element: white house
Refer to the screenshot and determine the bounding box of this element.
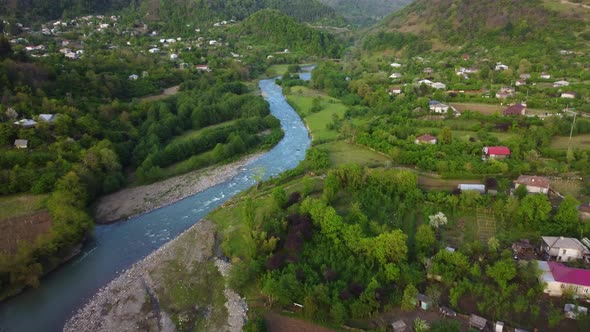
[389,72,402,79]
[14,139,28,149]
[561,92,576,99]
[540,236,590,262]
[209,40,217,46]
[431,82,446,90]
[388,86,402,95]
[515,79,526,86]
[429,100,449,113]
[170,53,178,60]
[495,63,509,71]
[13,119,37,128]
[538,260,590,298]
[390,62,402,68]
[540,73,551,79]
[513,175,550,194]
[148,48,160,54]
[128,74,139,80]
[418,79,433,86]
[38,114,56,122]
[415,134,437,145]
[554,80,570,88]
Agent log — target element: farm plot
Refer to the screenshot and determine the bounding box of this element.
[476,209,496,243]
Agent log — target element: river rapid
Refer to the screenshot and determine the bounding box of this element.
[0,71,312,332]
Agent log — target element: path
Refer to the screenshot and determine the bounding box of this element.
[140,85,180,102]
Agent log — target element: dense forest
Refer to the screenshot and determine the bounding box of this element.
[238,9,343,58]
[318,0,411,26]
[1,0,344,26]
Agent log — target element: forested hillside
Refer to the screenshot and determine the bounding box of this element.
[1,0,343,26]
[371,0,590,49]
[318,0,411,26]
[238,9,343,58]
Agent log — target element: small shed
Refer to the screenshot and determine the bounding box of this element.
[417,293,432,310]
[14,139,28,149]
[439,306,456,317]
[391,320,407,332]
[469,314,487,330]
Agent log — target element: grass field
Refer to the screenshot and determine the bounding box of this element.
[170,120,237,146]
[286,86,348,142]
[550,134,590,150]
[0,194,47,220]
[452,102,555,117]
[318,141,391,167]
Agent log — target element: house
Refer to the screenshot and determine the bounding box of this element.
[14,139,28,149]
[38,114,56,123]
[148,47,160,54]
[540,72,551,79]
[540,236,590,262]
[579,205,590,221]
[554,80,570,88]
[515,79,526,86]
[13,119,37,128]
[429,100,449,113]
[418,79,433,86]
[388,86,402,95]
[128,74,139,80]
[538,261,590,298]
[440,306,456,317]
[391,320,407,332]
[415,134,437,145]
[495,63,509,71]
[431,82,446,90]
[196,65,211,72]
[64,52,78,59]
[416,293,432,310]
[513,175,550,194]
[208,40,217,46]
[503,103,526,116]
[561,92,576,99]
[520,73,531,80]
[390,62,402,68]
[482,146,511,160]
[389,72,402,79]
[458,184,486,194]
[495,87,515,99]
[564,304,588,319]
[469,314,487,330]
[170,53,178,60]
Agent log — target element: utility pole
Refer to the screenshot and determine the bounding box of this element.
[564,106,577,156]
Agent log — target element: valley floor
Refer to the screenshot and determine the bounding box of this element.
[93,152,263,223]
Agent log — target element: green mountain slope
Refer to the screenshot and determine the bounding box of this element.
[318,0,412,26]
[1,0,344,26]
[368,0,590,51]
[237,9,343,57]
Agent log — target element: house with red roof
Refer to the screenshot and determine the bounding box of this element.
[538,260,590,298]
[482,146,510,160]
[503,103,526,116]
[415,134,437,145]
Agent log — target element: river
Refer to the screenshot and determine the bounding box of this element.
[0,71,312,332]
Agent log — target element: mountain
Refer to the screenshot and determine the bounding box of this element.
[238,9,343,57]
[1,0,343,26]
[318,0,412,26]
[366,0,590,52]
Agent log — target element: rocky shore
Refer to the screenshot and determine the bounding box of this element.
[64,219,247,332]
[93,153,263,223]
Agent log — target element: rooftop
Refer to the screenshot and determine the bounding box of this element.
[416,134,437,141]
[548,261,590,287]
[542,236,590,253]
[514,175,550,189]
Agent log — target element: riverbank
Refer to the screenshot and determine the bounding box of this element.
[93,153,263,223]
[64,219,247,331]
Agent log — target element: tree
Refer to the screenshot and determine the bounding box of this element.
[553,195,580,234]
[516,194,552,227]
[401,284,418,311]
[413,318,430,332]
[486,258,516,291]
[371,230,408,264]
[440,127,452,144]
[415,224,437,258]
[514,184,528,199]
[429,212,448,229]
